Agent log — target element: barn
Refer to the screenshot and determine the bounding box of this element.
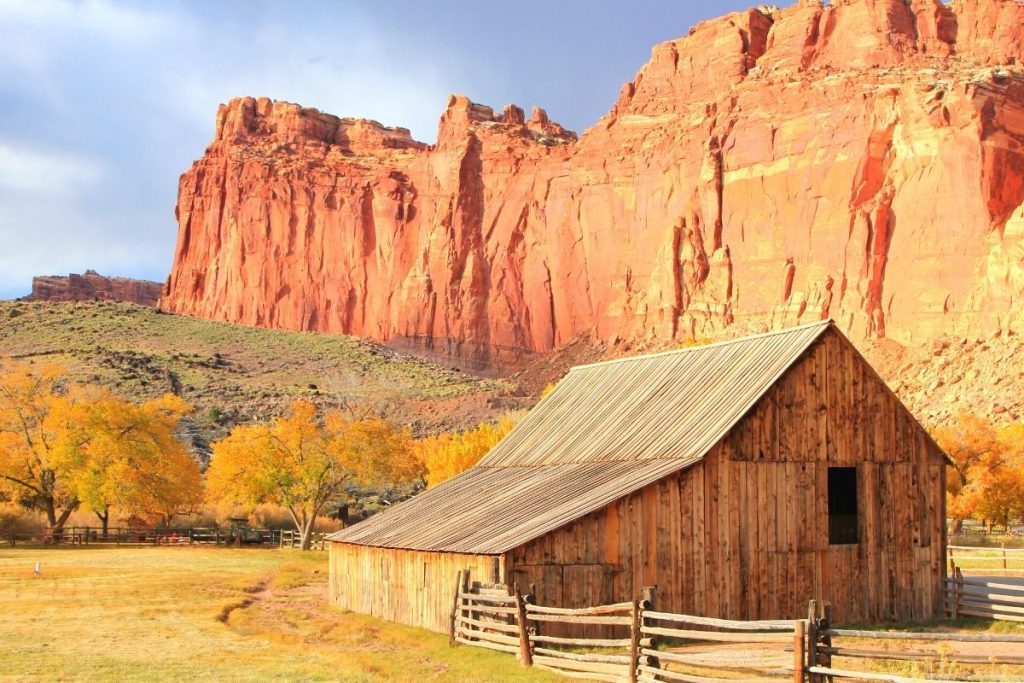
[327,320,948,632]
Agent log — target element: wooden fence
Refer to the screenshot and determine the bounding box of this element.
[947,544,1024,574]
[451,575,1024,683]
[946,560,1024,622]
[450,572,804,683]
[808,595,1024,682]
[4,527,327,550]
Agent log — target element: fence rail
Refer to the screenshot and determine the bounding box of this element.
[451,574,803,683]
[3,527,327,550]
[947,544,1024,573]
[946,560,1024,622]
[811,621,1024,681]
[451,573,1024,683]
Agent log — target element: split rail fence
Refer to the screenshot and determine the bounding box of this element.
[449,571,804,683]
[946,560,1024,623]
[948,544,1024,574]
[450,574,1024,683]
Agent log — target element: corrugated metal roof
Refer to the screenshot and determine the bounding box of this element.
[328,320,833,554]
[329,460,689,554]
[480,319,831,467]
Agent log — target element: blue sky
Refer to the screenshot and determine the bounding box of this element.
[0,0,752,299]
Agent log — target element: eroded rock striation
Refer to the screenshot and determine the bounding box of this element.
[28,271,163,307]
[163,0,1024,367]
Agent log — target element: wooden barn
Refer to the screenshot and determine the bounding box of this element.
[328,321,948,632]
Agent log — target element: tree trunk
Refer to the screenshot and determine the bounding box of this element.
[52,502,78,534]
[300,515,319,551]
[299,502,328,551]
[44,497,58,530]
[95,506,109,538]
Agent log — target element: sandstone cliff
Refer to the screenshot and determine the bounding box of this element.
[163,0,1024,370]
[28,271,163,307]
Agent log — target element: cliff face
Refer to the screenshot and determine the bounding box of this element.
[28,271,163,307]
[163,0,1024,367]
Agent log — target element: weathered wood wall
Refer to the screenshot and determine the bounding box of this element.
[507,329,947,624]
[329,543,500,633]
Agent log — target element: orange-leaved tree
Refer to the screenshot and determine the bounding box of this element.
[206,401,422,549]
[934,414,1024,532]
[417,416,516,488]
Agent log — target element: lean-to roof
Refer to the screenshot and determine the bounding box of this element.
[329,320,833,554]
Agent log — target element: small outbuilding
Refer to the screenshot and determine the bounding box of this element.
[328,321,948,632]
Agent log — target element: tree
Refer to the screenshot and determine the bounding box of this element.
[206,401,422,550]
[0,359,201,535]
[416,417,516,488]
[65,392,202,533]
[933,413,998,532]
[0,361,80,532]
[934,414,1024,533]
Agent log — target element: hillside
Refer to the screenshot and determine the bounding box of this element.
[0,300,513,453]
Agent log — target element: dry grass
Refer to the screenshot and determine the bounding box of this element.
[0,547,561,682]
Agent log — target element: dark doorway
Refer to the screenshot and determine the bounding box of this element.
[828,467,859,545]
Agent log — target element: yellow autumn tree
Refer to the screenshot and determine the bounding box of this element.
[0,359,200,534]
[63,391,202,533]
[0,361,79,532]
[206,401,422,549]
[417,416,516,488]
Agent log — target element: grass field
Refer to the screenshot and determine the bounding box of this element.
[0,547,560,682]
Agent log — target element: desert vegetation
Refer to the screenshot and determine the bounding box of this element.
[0,300,513,445]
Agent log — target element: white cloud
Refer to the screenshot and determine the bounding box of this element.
[0,0,169,42]
[0,144,105,195]
[164,10,455,143]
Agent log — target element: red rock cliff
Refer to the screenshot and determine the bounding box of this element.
[163,0,1024,365]
[28,271,163,307]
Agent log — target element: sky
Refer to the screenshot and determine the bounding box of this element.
[0,0,753,299]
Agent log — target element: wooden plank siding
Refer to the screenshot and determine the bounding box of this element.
[506,329,947,624]
[329,543,499,633]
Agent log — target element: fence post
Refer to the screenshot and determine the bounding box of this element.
[821,602,833,674]
[628,599,641,683]
[806,600,818,683]
[950,565,958,618]
[449,569,464,647]
[1004,543,1008,571]
[793,619,805,683]
[513,582,533,667]
[640,587,660,674]
[642,586,657,610]
[949,560,959,619]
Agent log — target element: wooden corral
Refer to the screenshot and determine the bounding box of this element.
[329,321,948,633]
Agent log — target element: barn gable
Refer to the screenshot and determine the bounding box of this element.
[330,320,852,554]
